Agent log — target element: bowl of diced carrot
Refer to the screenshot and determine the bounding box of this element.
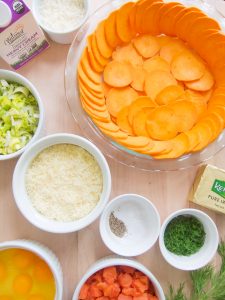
[73,257,165,300]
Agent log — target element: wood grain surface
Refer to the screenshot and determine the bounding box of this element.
[0,1,225,299]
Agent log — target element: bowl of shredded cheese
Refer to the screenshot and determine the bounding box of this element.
[32,0,90,44]
[12,133,111,233]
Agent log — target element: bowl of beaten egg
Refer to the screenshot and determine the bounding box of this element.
[0,239,62,300]
[12,133,111,233]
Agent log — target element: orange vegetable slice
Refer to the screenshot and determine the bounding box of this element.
[116,2,134,43]
[81,100,110,122]
[78,64,103,94]
[145,70,177,100]
[119,136,150,148]
[171,100,198,132]
[102,82,111,98]
[106,87,138,117]
[146,106,178,140]
[184,129,200,153]
[105,11,121,48]
[91,34,109,67]
[141,1,164,35]
[143,56,170,73]
[191,122,212,152]
[94,119,120,133]
[132,107,155,137]
[100,127,128,140]
[103,61,132,88]
[147,140,172,156]
[133,35,160,58]
[128,96,156,125]
[112,44,143,66]
[117,106,134,135]
[131,66,147,92]
[156,35,172,48]
[87,36,104,73]
[104,283,121,298]
[118,294,133,300]
[135,0,156,33]
[79,284,89,299]
[80,48,102,83]
[171,52,205,81]
[159,39,187,64]
[79,83,105,106]
[185,69,214,91]
[155,85,184,105]
[80,94,106,112]
[95,20,113,59]
[79,77,104,99]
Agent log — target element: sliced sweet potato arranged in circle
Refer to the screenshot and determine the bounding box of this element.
[171,51,205,81]
[128,96,156,125]
[133,107,155,137]
[103,61,132,88]
[112,44,143,66]
[106,87,138,118]
[145,70,177,100]
[141,1,164,35]
[116,2,135,43]
[80,48,102,83]
[159,39,187,63]
[143,56,170,73]
[133,35,160,58]
[185,69,214,92]
[130,66,147,92]
[117,106,134,135]
[155,85,184,105]
[105,11,121,48]
[95,20,113,59]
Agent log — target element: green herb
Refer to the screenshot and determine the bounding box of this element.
[164,215,206,256]
[166,240,225,300]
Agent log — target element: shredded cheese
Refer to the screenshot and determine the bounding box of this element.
[25,144,103,222]
[39,0,86,32]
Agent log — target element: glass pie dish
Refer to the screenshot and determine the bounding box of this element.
[65,0,225,171]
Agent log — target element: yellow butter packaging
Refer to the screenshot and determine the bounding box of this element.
[189,164,225,215]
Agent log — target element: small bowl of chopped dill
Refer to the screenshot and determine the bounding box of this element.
[159,208,219,271]
[99,194,161,257]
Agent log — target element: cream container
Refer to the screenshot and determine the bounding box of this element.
[0,239,63,299]
[32,0,90,44]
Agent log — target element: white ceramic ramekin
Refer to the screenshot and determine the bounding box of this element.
[0,69,44,161]
[159,208,219,271]
[100,194,161,257]
[32,0,90,44]
[72,256,165,300]
[0,239,63,299]
[12,133,111,233]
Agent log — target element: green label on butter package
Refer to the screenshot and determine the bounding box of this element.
[212,180,225,199]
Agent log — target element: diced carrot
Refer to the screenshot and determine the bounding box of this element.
[92,272,103,283]
[132,279,148,293]
[97,282,108,291]
[89,285,103,298]
[104,283,121,298]
[133,293,149,300]
[119,266,135,274]
[118,294,133,300]
[148,295,158,300]
[103,267,117,284]
[79,283,89,299]
[118,273,133,288]
[96,297,109,300]
[134,272,143,279]
[122,288,135,296]
[139,276,149,287]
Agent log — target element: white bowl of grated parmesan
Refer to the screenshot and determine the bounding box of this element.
[32,0,90,44]
[12,133,111,233]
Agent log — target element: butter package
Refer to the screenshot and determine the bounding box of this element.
[0,0,49,70]
[189,164,225,215]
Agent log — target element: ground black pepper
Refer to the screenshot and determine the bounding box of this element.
[109,211,127,237]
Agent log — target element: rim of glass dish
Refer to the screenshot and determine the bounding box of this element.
[65,0,225,172]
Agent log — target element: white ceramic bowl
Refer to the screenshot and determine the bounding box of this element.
[159,208,219,271]
[0,239,63,299]
[12,133,111,233]
[0,69,44,161]
[32,0,90,44]
[100,194,161,256]
[72,256,165,300]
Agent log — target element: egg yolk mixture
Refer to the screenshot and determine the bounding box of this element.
[0,248,56,299]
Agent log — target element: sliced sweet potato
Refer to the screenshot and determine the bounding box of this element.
[141,1,164,35]
[133,35,160,58]
[102,82,111,98]
[117,106,134,135]
[81,99,110,121]
[94,119,120,133]
[87,36,104,73]
[99,127,128,140]
[159,39,187,64]
[171,51,206,81]
[168,7,187,37]
[112,44,143,66]
[145,70,177,100]
[200,113,224,143]
[91,34,109,67]
[143,56,170,73]
[132,107,155,137]
[146,106,178,140]
[208,105,225,123]
[78,63,103,94]
[106,87,138,117]
[128,96,156,125]
[155,85,184,105]
[185,69,214,91]
[116,2,134,43]
[80,94,106,112]
[96,20,113,59]
[131,66,147,92]
[79,83,105,106]
[135,0,156,33]
[147,140,172,156]
[119,136,151,148]
[208,94,225,107]
[156,35,172,48]
[192,122,212,152]
[184,129,200,153]
[105,11,121,48]
[171,100,198,132]
[80,48,102,83]
[153,133,189,159]
[79,77,104,98]
[104,61,132,88]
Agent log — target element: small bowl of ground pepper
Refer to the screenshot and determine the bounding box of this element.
[159,208,219,271]
[99,194,161,257]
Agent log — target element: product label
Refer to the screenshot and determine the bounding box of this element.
[0,0,49,69]
[212,179,225,199]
